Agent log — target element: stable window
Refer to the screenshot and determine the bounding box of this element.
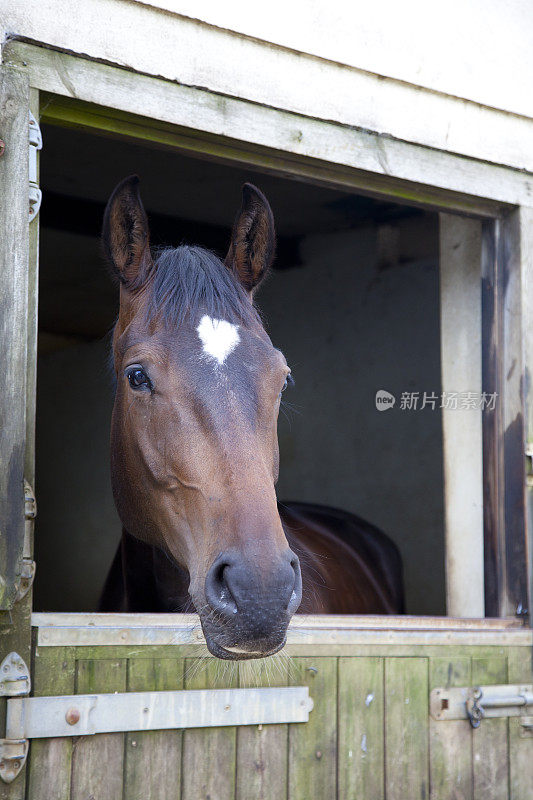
[35,124,446,617]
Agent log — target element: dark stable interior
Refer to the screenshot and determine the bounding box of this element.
[34,124,445,615]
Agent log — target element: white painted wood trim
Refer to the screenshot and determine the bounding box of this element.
[2,42,532,215]
[31,613,532,648]
[439,214,484,617]
[1,0,532,170]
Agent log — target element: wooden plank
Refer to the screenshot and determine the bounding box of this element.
[0,64,29,610]
[0,64,32,800]
[385,657,429,800]
[288,657,337,800]
[25,87,40,484]
[482,215,528,618]
[35,639,530,661]
[338,656,384,800]
[181,658,238,800]
[507,647,533,800]
[518,206,533,623]
[123,658,184,800]
[3,41,525,218]
[471,657,508,800]
[27,647,76,800]
[32,612,527,631]
[439,214,484,617]
[499,209,530,620]
[1,10,532,174]
[235,657,289,800]
[429,656,472,800]
[70,658,127,800]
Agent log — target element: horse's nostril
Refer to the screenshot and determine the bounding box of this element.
[205,560,238,617]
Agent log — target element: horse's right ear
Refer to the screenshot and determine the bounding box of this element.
[102,175,152,288]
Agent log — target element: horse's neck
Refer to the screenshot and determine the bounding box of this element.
[120,528,190,612]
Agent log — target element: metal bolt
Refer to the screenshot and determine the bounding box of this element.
[65,707,80,726]
[13,761,20,770]
[315,750,322,759]
[224,705,231,711]
[143,707,149,713]
[307,667,318,675]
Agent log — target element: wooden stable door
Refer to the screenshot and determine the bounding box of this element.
[22,615,533,800]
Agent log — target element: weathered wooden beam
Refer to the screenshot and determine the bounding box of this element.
[2,42,526,217]
[0,66,29,608]
[439,214,484,617]
[482,216,529,618]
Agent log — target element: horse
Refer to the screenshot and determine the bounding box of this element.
[99,175,404,660]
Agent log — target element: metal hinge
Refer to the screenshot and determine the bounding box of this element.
[525,442,533,487]
[0,653,31,698]
[28,111,42,221]
[5,686,313,740]
[430,683,533,729]
[15,481,36,602]
[0,739,28,784]
[0,653,31,784]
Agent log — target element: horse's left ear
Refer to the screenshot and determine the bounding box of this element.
[225,183,275,293]
[102,175,152,289]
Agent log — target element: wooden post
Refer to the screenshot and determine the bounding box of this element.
[515,207,533,622]
[482,215,529,618]
[439,214,484,617]
[0,66,33,800]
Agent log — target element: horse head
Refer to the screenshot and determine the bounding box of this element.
[102,176,302,659]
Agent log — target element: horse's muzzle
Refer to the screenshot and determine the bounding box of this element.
[198,547,302,659]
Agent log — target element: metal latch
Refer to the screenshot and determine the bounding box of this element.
[15,481,36,602]
[28,111,42,221]
[431,684,533,728]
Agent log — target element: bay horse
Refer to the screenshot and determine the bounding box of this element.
[99,176,403,660]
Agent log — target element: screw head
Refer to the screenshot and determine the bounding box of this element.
[65,707,80,726]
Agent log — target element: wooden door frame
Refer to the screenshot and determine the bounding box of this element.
[2,40,532,621]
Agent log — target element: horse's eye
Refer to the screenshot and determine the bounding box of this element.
[126,366,151,391]
[280,372,294,394]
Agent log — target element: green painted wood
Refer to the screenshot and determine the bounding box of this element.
[288,657,337,800]
[429,656,472,800]
[472,657,508,800]
[507,647,532,800]
[124,658,184,800]
[385,657,429,800]
[181,658,238,800]
[70,659,127,800]
[27,647,76,800]
[338,656,384,800]
[65,641,522,660]
[235,658,289,800]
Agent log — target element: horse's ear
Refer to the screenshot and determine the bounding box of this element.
[102,175,152,288]
[225,183,275,293]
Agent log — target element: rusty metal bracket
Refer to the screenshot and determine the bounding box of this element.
[0,739,28,784]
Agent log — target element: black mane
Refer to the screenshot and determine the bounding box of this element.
[146,245,260,329]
